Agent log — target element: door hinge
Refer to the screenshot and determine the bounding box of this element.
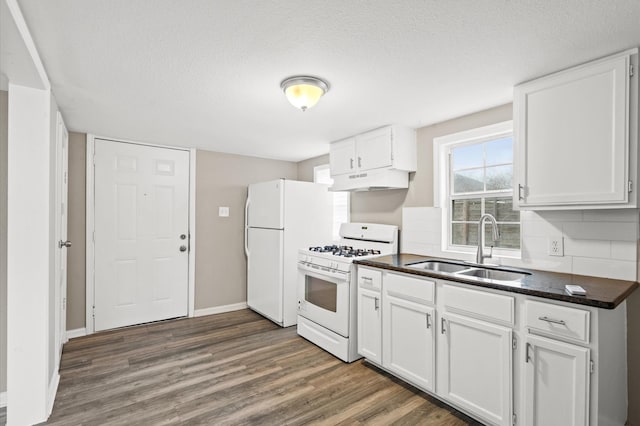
[92,305,96,318]
[512,413,517,425]
[630,64,635,77]
[590,360,595,374]
[628,180,633,193]
[512,335,517,350]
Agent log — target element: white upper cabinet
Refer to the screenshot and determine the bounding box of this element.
[329,137,357,176]
[329,125,416,191]
[514,48,638,209]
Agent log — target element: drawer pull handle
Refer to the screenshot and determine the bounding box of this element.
[441,317,446,334]
[538,316,566,325]
[362,276,373,281]
[374,297,379,311]
[426,313,431,329]
[525,342,532,363]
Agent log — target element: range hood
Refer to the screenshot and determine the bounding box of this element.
[330,168,410,192]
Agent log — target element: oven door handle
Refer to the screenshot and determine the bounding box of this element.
[298,262,349,282]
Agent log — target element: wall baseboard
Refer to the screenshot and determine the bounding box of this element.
[47,373,60,416]
[194,302,247,317]
[65,327,87,340]
[0,391,6,408]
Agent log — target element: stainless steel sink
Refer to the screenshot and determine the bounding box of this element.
[407,260,469,274]
[406,259,531,284]
[457,268,531,282]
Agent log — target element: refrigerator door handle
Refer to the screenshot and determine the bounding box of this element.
[244,197,250,257]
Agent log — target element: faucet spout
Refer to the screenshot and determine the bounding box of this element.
[476,213,500,264]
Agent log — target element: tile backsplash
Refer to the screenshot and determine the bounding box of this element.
[402,207,639,281]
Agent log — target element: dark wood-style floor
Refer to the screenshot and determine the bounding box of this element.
[22,309,479,425]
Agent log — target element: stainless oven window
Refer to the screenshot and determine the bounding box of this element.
[305,276,337,312]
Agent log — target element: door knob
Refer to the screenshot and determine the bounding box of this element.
[58,240,72,248]
[179,245,187,252]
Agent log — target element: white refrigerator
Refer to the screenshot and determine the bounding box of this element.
[245,179,333,327]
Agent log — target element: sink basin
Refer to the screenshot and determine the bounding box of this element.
[458,268,531,282]
[407,260,469,274]
[405,259,531,284]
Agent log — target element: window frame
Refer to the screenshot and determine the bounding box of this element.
[313,164,350,241]
[433,120,521,259]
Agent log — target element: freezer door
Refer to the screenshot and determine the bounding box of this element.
[247,227,284,324]
[247,179,284,229]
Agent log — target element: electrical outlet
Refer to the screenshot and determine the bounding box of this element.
[548,236,564,256]
[218,206,230,217]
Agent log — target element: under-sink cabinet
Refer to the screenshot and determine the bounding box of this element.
[356,265,629,426]
[514,48,638,210]
[439,285,514,426]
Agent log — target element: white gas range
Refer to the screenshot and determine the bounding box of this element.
[297,223,398,362]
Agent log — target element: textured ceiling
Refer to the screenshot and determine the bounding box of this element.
[14,0,640,161]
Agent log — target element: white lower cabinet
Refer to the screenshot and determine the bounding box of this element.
[382,294,435,391]
[355,266,629,426]
[523,332,590,426]
[439,312,513,426]
[357,287,382,364]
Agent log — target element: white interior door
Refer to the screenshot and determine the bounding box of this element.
[94,139,190,331]
[54,112,69,363]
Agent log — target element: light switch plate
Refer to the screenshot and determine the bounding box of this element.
[218,207,229,217]
[548,236,564,256]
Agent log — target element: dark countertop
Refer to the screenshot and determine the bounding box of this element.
[354,253,638,309]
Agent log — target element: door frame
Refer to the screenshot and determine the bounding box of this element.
[54,112,69,364]
[85,134,197,334]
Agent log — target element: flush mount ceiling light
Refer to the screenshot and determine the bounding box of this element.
[280,75,330,111]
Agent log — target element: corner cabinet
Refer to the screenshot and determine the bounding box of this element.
[514,48,639,210]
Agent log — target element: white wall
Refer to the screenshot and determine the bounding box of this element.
[403,207,638,281]
[6,83,57,425]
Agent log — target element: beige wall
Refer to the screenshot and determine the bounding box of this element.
[349,103,514,227]
[65,141,299,322]
[66,132,86,330]
[195,150,297,309]
[0,90,7,394]
[296,154,329,182]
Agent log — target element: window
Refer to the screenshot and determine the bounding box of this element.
[435,121,520,256]
[314,165,350,240]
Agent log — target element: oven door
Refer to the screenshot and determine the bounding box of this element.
[297,262,350,337]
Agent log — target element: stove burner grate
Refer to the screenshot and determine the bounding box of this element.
[308,245,382,257]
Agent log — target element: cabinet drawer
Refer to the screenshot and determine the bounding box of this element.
[385,272,434,305]
[525,300,590,343]
[358,267,382,290]
[442,284,515,326]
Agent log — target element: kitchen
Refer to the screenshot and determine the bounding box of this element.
[2,1,640,425]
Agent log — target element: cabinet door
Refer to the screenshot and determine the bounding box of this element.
[439,312,512,426]
[329,137,356,176]
[356,127,393,171]
[382,295,435,392]
[523,334,590,426]
[515,51,634,208]
[357,288,382,364]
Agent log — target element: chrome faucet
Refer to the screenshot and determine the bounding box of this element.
[476,213,500,264]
